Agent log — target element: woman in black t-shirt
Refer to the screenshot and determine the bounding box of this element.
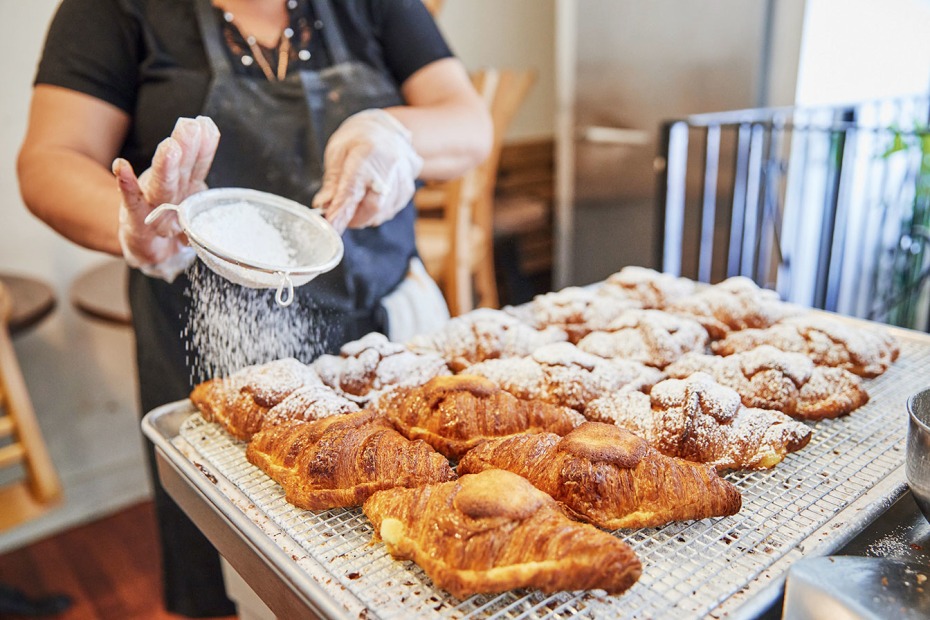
[18,0,491,616]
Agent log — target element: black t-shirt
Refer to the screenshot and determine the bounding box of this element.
[35,0,452,170]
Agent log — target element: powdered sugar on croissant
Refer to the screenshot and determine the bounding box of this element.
[711,314,899,378]
[466,342,664,413]
[586,373,812,471]
[406,308,568,372]
[313,332,450,404]
[576,308,709,368]
[665,345,868,420]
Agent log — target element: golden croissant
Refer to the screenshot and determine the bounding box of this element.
[363,468,642,599]
[458,422,742,529]
[246,410,455,510]
[375,374,584,460]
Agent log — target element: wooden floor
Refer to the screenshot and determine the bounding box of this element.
[0,501,238,619]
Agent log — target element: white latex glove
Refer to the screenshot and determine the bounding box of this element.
[114,116,220,282]
[312,109,424,233]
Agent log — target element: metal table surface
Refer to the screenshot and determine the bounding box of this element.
[141,323,930,620]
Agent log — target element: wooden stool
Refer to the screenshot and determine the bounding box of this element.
[0,280,63,531]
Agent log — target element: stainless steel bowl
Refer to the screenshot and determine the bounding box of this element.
[906,387,930,523]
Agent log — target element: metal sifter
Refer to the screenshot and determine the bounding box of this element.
[146,188,343,307]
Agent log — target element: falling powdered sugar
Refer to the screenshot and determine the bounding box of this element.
[190,200,296,267]
[183,262,335,384]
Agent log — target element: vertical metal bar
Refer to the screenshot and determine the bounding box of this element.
[814,108,852,311]
[654,122,672,273]
[663,121,690,277]
[776,119,801,302]
[867,128,895,322]
[756,0,776,107]
[794,113,817,307]
[553,0,577,289]
[825,125,857,312]
[698,125,721,282]
[728,124,752,277]
[741,124,766,278]
[844,101,881,319]
[758,118,785,289]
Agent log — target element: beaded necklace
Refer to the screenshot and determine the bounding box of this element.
[219,0,320,81]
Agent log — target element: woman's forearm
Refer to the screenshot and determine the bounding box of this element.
[18,145,122,255]
[18,86,131,255]
[389,57,493,181]
[387,102,492,180]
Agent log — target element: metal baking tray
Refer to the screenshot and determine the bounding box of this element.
[141,324,930,619]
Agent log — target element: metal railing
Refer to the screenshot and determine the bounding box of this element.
[656,96,930,331]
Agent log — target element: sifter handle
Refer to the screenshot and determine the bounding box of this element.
[274,272,295,307]
[144,203,181,226]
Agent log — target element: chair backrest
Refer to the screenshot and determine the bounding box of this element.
[415,67,536,315]
[421,0,445,17]
[471,67,537,243]
[0,281,62,531]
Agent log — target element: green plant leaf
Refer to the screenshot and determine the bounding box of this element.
[882,131,908,158]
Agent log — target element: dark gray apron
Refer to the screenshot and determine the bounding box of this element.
[129,1,416,613]
[195,0,416,329]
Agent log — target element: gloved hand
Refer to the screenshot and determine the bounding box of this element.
[312,109,424,233]
[114,116,220,282]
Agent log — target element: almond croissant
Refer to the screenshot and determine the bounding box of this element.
[665,345,868,420]
[575,308,709,368]
[586,373,812,471]
[603,266,696,309]
[362,469,642,598]
[406,308,568,372]
[711,314,899,378]
[246,410,455,510]
[458,422,741,529]
[665,276,799,340]
[312,332,450,405]
[504,285,642,343]
[466,342,664,413]
[374,375,585,460]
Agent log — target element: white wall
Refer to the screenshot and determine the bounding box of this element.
[0,1,151,553]
[795,0,930,105]
[436,0,556,141]
[766,0,807,106]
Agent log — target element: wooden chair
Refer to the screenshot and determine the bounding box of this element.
[421,0,446,16]
[0,281,62,531]
[414,67,536,316]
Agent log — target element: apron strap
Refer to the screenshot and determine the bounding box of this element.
[194,0,234,76]
[310,0,352,66]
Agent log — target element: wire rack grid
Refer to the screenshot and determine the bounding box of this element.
[176,327,930,620]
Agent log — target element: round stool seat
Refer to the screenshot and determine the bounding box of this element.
[70,258,131,326]
[0,274,56,335]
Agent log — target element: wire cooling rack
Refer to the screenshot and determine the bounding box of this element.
[174,326,930,619]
